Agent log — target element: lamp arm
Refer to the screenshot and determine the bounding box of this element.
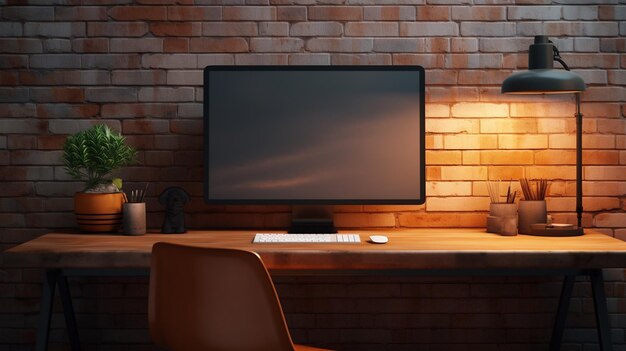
[550,42,571,71]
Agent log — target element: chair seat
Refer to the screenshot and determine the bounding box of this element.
[295,344,334,351]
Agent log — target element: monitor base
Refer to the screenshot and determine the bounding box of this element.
[289,206,337,234]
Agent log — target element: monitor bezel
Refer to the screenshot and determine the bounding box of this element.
[203,65,426,205]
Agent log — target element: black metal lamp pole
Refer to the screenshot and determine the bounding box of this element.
[502,35,586,233]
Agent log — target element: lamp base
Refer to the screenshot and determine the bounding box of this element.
[528,224,584,237]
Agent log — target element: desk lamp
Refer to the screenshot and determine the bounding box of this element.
[502,35,586,234]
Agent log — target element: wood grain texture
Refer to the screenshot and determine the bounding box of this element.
[2,229,626,270]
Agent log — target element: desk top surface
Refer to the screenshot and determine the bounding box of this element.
[3,228,626,270]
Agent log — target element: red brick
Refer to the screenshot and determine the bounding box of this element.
[30,87,84,103]
[167,70,202,85]
[331,54,391,65]
[416,6,450,21]
[309,6,362,21]
[446,54,502,69]
[0,72,18,86]
[85,87,138,103]
[112,70,167,86]
[450,38,477,52]
[88,22,148,37]
[203,22,258,36]
[3,6,54,20]
[452,6,506,21]
[71,38,109,53]
[398,213,485,228]
[291,22,342,37]
[582,87,623,102]
[400,22,458,36]
[37,135,66,150]
[19,70,110,86]
[168,6,221,20]
[594,213,626,228]
[109,6,167,20]
[24,22,85,37]
[111,38,162,53]
[306,38,372,53]
[25,213,74,228]
[122,120,170,134]
[289,54,330,65]
[30,54,80,69]
[363,6,415,21]
[138,87,194,102]
[10,150,63,166]
[0,38,42,53]
[142,54,197,69]
[169,120,202,135]
[223,6,276,21]
[235,54,288,65]
[189,38,248,53]
[7,135,37,149]
[427,87,479,103]
[144,151,173,166]
[174,151,203,166]
[427,119,478,133]
[135,0,193,4]
[392,54,444,68]
[345,22,398,37]
[461,22,515,36]
[250,38,303,52]
[82,54,142,69]
[426,181,470,195]
[276,6,306,21]
[564,54,620,69]
[55,6,107,21]
[150,22,202,36]
[0,55,27,69]
[197,54,234,66]
[259,22,289,36]
[164,38,189,53]
[36,104,100,118]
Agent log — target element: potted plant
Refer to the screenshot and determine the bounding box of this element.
[63,124,136,232]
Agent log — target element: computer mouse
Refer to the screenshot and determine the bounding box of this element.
[369,235,388,244]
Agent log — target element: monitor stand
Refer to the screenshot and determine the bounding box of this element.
[289,205,337,234]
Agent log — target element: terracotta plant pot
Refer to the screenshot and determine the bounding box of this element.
[74,192,125,232]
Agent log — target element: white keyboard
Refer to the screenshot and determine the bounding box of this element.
[253,233,361,243]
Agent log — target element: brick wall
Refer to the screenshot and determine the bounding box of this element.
[1,0,625,350]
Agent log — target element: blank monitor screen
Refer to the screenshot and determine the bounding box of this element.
[204,66,425,204]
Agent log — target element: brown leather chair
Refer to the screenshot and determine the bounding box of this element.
[149,242,332,351]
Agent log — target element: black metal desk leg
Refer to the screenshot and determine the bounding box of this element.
[550,275,575,351]
[36,270,59,351]
[591,269,613,351]
[58,274,81,351]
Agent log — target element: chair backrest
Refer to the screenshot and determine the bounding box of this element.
[149,242,295,351]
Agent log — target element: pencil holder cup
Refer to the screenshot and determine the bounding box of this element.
[123,202,146,236]
[487,203,518,236]
[518,200,547,234]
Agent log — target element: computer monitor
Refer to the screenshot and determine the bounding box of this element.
[204,66,425,233]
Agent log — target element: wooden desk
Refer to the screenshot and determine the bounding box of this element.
[3,228,626,351]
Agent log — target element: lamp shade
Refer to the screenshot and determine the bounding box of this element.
[501,36,586,95]
[502,69,586,95]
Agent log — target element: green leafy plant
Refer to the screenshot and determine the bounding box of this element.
[63,124,136,191]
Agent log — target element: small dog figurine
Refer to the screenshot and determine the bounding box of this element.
[159,187,190,234]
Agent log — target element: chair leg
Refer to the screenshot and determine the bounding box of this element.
[549,275,575,351]
[590,269,613,351]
